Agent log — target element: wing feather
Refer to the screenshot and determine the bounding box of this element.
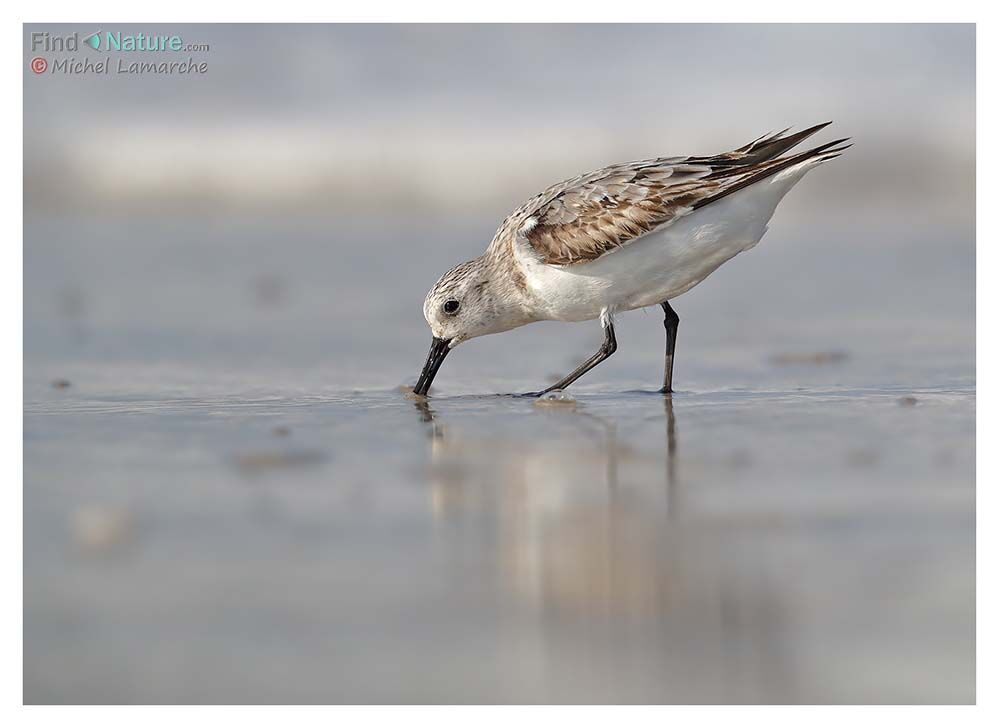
[489,123,845,267]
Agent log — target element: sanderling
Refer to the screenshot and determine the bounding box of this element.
[414,122,848,396]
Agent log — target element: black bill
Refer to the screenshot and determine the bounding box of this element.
[413,336,452,396]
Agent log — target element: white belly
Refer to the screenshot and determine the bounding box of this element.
[521,160,818,322]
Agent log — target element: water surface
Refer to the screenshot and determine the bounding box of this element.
[24,216,974,702]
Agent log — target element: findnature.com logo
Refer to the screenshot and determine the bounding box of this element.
[29,30,210,75]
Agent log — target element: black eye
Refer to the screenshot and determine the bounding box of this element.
[442,299,460,315]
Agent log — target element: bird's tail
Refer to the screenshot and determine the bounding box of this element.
[691,124,851,211]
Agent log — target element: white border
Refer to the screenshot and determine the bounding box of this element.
[6,1,988,718]
[12,1,989,22]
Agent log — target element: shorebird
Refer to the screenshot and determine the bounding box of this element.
[414,122,848,396]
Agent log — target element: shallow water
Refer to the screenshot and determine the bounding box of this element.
[23,216,974,703]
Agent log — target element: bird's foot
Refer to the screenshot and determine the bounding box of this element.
[517,387,569,398]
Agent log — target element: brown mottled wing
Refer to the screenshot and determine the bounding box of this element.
[506,123,845,267]
[521,161,716,265]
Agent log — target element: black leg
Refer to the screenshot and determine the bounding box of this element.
[537,317,617,395]
[661,301,680,394]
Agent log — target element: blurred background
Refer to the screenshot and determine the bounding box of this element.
[24,24,974,703]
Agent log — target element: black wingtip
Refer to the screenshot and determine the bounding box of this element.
[693,131,849,212]
[788,121,834,139]
[737,121,836,164]
[820,142,853,156]
[801,137,851,157]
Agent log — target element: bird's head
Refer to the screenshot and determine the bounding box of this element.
[413,257,529,396]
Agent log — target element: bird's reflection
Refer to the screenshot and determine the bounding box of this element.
[412,395,643,494]
[664,394,678,516]
[410,393,683,616]
[412,396,444,438]
[408,394,793,700]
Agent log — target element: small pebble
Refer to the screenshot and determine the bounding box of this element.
[846,449,880,468]
[272,426,291,437]
[72,506,134,554]
[898,396,919,407]
[771,351,848,366]
[251,273,287,307]
[51,379,71,389]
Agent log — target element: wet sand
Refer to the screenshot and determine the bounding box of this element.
[23,216,974,702]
